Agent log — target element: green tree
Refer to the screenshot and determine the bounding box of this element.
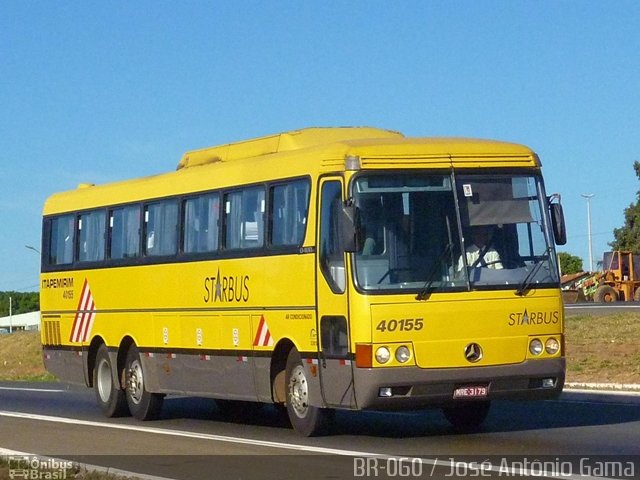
[0,292,40,316]
[558,252,583,275]
[610,161,640,252]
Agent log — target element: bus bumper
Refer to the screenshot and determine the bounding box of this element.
[352,358,565,410]
[42,346,88,386]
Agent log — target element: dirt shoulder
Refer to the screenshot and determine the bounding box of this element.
[565,312,640,385]
[0,330,55,381]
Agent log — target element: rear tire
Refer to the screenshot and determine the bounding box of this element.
[593,285,618,303]
[443,401,490,431]
[125,346,164,420]
[93,344,129,417]
[285,348,333,436]
[634,287,640,302]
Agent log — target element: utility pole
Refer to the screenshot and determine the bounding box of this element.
[581,194,595,272]
[9,296,12,334]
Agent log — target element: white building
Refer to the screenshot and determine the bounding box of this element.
[0,311,40,332]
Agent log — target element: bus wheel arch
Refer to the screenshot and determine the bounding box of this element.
[270,339,294,404]
[117,336,136,386]
[87,336,106,388]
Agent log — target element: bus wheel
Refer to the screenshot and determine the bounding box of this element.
[93,344,129,417]
[125,346,164,420]
[443,401,490,431]
[285,348,333,436]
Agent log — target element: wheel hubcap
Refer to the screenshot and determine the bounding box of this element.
[127,360,144,404]
[96,358,112,403]
[288,365,309,418]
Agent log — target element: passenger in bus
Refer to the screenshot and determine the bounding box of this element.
[457,225,503,271]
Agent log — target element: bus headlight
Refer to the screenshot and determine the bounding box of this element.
[529,339,543,356]
[375,347,391,364]
[395,346,411,363]
[545,338,560,355]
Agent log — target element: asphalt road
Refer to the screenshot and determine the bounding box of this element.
[564,302,640,316]
[1,382,639,479]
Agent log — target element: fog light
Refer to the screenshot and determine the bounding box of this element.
[542,378,556,388]
[379,387,392,397]
[545,338,560,355]
[395,346,411,363]
[375,347,391,364]
[529,339,543,356]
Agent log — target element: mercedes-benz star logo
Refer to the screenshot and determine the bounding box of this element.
[464,343,483,363]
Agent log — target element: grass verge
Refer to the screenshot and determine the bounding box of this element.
[565,312,640,384]
[0,331,56,381]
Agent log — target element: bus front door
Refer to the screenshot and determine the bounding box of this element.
[316,178,356,408]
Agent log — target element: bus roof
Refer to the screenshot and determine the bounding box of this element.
[43,127,539,215]
[176,127,403,169]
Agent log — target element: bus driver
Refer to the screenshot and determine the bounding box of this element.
[458,225,503,271]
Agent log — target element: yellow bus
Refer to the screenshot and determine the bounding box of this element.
[40,127,567,436]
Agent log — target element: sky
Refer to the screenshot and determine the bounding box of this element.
[1,1,639,292]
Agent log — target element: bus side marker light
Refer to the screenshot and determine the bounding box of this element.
[355,344,373,368]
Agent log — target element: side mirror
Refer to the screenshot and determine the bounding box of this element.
[549,198,567,246]
[340,202,358,253]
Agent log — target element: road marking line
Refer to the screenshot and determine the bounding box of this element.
[0,409,378,456]
[0,386,68,393]
[565,384,640,393]
[0,410,612,479]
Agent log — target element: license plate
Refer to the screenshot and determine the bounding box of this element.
[453,385,488,399]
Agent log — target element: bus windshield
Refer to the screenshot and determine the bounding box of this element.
[352,172,559,292]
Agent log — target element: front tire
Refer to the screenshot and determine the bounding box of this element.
[594,285,618,303]
[93,344,129,417]
[125,346,164,420]
[285,348,333,436]
[443,401,490,431]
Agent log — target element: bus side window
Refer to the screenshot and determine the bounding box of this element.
[224,186,265,250]
[319,181,345,293]
[183,193,219,253]
[144,200,179,257]
[269,179,310,247]
[109,205,140,260]
[320,316,348,358]
[49,214,75,265]
[78,210,106,263]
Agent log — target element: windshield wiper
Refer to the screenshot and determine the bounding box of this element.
[515,247,552,296]
[416,243,453,301]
